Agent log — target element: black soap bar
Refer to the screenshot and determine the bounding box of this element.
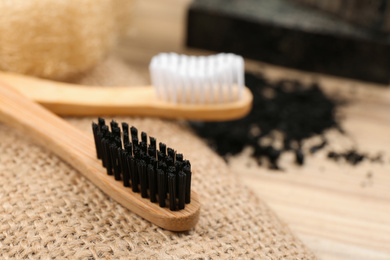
[186,0,390,84]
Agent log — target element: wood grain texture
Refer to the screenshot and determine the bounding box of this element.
[115,0,390,258]
[0,79,200,232]
[0,71,252,121]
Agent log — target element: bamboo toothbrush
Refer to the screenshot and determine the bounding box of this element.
[0,53,253,121]
[0,79,200,231]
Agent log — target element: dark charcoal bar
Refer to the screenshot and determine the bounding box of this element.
[187,0,390,84]
[91,118,192,211]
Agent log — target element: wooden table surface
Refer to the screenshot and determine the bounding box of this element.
[116,1,390,259]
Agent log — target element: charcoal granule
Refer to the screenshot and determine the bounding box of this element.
[328,150,383,165]
[190,73,342,169]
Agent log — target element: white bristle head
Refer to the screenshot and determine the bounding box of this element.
[149,53,245,104]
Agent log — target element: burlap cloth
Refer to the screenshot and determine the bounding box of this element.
[0,56,316,259]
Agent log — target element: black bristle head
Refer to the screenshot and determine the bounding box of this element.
[92,119,191,211]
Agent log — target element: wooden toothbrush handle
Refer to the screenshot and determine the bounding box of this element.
[0,72,252,121]
[0,80,200,231]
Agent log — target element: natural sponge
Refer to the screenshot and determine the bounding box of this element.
[0,0,118,80]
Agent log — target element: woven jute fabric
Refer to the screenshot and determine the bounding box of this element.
[0,56,316,259]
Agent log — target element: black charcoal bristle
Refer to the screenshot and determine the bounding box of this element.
[175,161,184,171]
[167,148,175,159]
[112,127,121,140]
[123,132,130,146]
[109,143,120,180]
[157,151,165,161]
[131,126,138,138]
[101,125,109,133]
[159,143,166,155]
[168,172,177,211]
[125,143,132,155]
[166,157,174,167]
[110,120,119,131]
[133,136,139,146]
[157,169,166,207]
[178,171,186,210]
[148,164,157,202]
[92,123,101,159]
[96,132,103,160]
[148,146,156,157]
[138,160,148,198]
[115,147,124,180]
[150,137,156,148]
[122,122,129,135]
[98,117,105,128]
[141,132,147,143]
[184,166,191,204]
[159,161,167,171]
[176,153,183,162]
[140,142,147,153]
[149,156,157,169]
[102,139,112,175]
[130,157,139,192]
[120,150,130,187]
[133,146,140,158]
[91,119,192,211]
[114,136,122,149]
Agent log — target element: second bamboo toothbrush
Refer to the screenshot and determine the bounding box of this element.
[0,53,253,121]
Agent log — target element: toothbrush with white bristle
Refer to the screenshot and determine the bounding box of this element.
[0,53,253,121]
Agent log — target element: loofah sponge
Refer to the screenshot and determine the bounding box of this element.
[0,0,124,80]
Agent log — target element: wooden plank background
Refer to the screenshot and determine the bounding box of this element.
[115,1,390,259]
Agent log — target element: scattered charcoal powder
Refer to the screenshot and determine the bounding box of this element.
[328,150,383,165]
[190,72,344,169]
